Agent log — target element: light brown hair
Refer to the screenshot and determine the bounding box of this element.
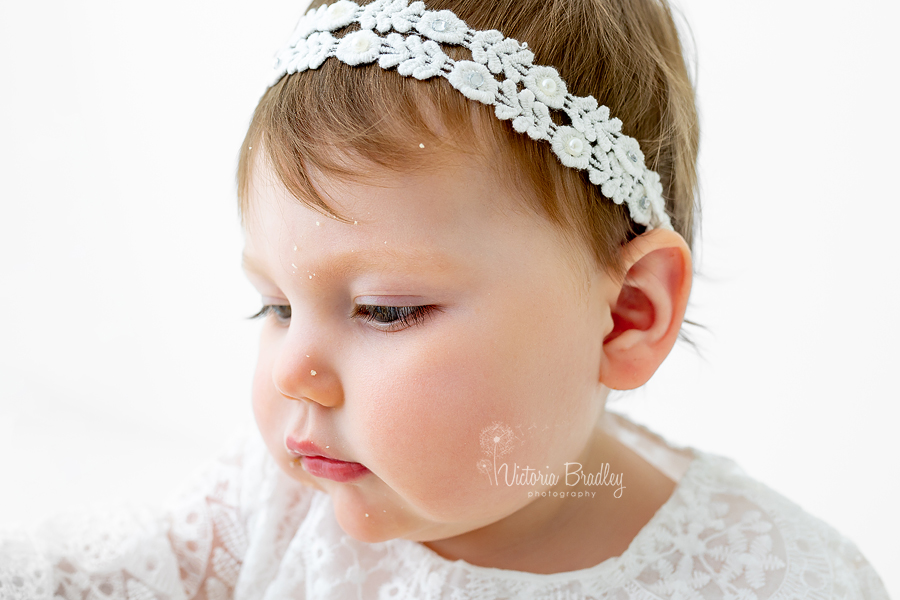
[238,0,699,275]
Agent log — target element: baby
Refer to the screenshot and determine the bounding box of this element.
[1,0,890,598]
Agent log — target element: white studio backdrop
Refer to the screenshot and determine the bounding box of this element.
[0,0,897,595]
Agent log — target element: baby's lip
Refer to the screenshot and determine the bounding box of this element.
[284,437,370,482]
[285,437,343,461]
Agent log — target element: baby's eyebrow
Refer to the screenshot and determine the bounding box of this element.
[241,247,464,279]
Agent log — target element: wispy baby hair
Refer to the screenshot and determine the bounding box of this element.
[238,0,699,275]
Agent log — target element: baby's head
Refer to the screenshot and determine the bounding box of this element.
[238,0,697,550]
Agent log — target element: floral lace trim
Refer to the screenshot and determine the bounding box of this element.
[0,438,252,600]
[270,0,672,230]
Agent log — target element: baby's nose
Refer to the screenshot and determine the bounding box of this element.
[271,331,343,408]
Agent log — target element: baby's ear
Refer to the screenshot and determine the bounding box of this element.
[599,228,692,390]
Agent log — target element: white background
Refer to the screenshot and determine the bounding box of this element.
[0,0,897,595]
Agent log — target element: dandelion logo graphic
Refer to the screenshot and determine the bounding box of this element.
[476,458,493,484]
[478,423,515,485]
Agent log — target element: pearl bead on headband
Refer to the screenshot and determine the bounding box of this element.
[270,0,673,230]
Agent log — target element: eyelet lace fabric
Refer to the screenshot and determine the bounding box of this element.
[1,420,889,600]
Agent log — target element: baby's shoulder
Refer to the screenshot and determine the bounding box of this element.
[623,450,889,600]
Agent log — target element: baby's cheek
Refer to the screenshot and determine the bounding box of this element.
[351,348,540,520]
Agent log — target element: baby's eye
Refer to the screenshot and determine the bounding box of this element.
[249,305,292,323]
[353,304,436,332]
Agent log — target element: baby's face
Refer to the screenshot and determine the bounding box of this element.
[242,150,616,544]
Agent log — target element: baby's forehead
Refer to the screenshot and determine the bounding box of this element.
[242,137,531,227]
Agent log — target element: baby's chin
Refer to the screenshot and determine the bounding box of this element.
[329,486,419,544]
[327,483,516,546]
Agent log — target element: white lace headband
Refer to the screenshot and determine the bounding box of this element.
[270,0,673,230]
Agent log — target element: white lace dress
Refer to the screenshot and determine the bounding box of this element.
[1,415,889,600]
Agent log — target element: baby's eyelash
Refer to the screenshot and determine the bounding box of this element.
[249,305,292,321]
[249,304,437,331]
[353,305,437,331]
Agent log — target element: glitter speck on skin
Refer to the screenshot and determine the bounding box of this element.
[294,245,297,251]
[326,446,329,448]
[419,143,425,149]
[291,263,297,269]
[365,513,369,517]
[311,370,317,376]
[309,275,312,279]
[316,221,320,226]
[354,221,358,224]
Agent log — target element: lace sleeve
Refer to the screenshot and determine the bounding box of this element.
[0,434,265,600]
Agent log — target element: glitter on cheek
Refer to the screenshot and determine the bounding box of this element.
[311,370,317,376]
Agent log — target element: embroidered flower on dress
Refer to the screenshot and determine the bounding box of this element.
[379,579,409,600]
[335,30,382,65]
[447,61,498,104]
